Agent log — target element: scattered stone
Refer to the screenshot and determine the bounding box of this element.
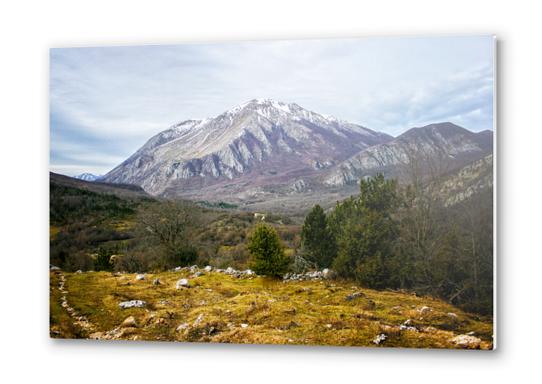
[121,316,137,328]
[118,300,146,309]
[322,268,336,279]
[152,278,161,285]
[451,334,482,349]
[193,314,204,327]
[193,271,204,277]
[373,333,387,345]
[399,319,418,332]
[283,269,331,281]
[50,265,61,271]
[135,274,146,281]
[176,278,190,289]
[174,266,182,271]
[240,323,249,329]
[418,306,431,314]
[204,265,213,272]
[390,305,403,314]
[467,331,476,336]
[447,312,458,319]
[345,292,366,301]
[75,270,83,274]
[176,323,189,332]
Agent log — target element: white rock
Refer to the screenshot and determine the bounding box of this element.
[240,323,249,329]
[204,265,213,272]
[176,323,189,332]
[135,274,146,281]
[373,333,387,345]
[121,316,137,328]
[451,334,482,349]
[118,300,146,309]
[193,314,204,326]
[418,306,431,314]
[176,278,190,289]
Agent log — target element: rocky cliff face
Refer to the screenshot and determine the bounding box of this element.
[102,99,392,196]
[323,123,493,186]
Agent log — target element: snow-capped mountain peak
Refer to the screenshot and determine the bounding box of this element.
[102,99,392,196]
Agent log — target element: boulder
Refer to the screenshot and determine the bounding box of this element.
[118,300,146,309]
[193,271,204,277]
[152,278,161,285]
[176,278,190,289]
[240,323,249,329]
[121,316,137,328]
[204,265,213,272]
[50,265,60,271]
[451,334,482,349]
[135,274,146,281]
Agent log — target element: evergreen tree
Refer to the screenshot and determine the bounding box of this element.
[331,174,400,288]
[247,224,289,277]
[301,204,337,268]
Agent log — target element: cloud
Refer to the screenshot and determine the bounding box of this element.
[50,35,494,175]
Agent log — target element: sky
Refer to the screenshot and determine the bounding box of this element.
[50,35,495,176]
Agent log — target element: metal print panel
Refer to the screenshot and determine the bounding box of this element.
[50,35,496,349]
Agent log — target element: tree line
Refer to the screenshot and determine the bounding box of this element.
[297,174,493,315]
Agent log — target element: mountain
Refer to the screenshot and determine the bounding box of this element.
[74,173,102,182]
[102,99,392,199]
[323,123,493,186]
[50,172,148,199]
[435,154,493,207]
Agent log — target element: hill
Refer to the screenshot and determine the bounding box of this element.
[50,268,493,349]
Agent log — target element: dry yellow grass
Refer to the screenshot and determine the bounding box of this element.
[50,270,493,349]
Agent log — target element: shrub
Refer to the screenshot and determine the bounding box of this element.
[247,224,289,277]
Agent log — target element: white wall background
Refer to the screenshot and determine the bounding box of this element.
[0,1,540,382]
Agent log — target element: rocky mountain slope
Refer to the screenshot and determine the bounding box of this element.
[102,99,392,198]
[102,102,493,212]
[324,123,493,186]
[436,154,493,206]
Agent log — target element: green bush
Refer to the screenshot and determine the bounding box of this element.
[247,224,289,277]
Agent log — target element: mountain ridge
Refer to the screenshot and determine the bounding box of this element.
[101,101,493,211]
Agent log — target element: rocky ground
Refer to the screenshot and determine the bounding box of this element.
[49,266,493,349]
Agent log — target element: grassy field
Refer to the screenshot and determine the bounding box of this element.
[50,269,493,349]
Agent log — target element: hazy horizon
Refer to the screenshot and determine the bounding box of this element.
[50,36,495,176]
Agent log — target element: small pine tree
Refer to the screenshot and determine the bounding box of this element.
[247,223,289,277]
[301,204,337,268]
